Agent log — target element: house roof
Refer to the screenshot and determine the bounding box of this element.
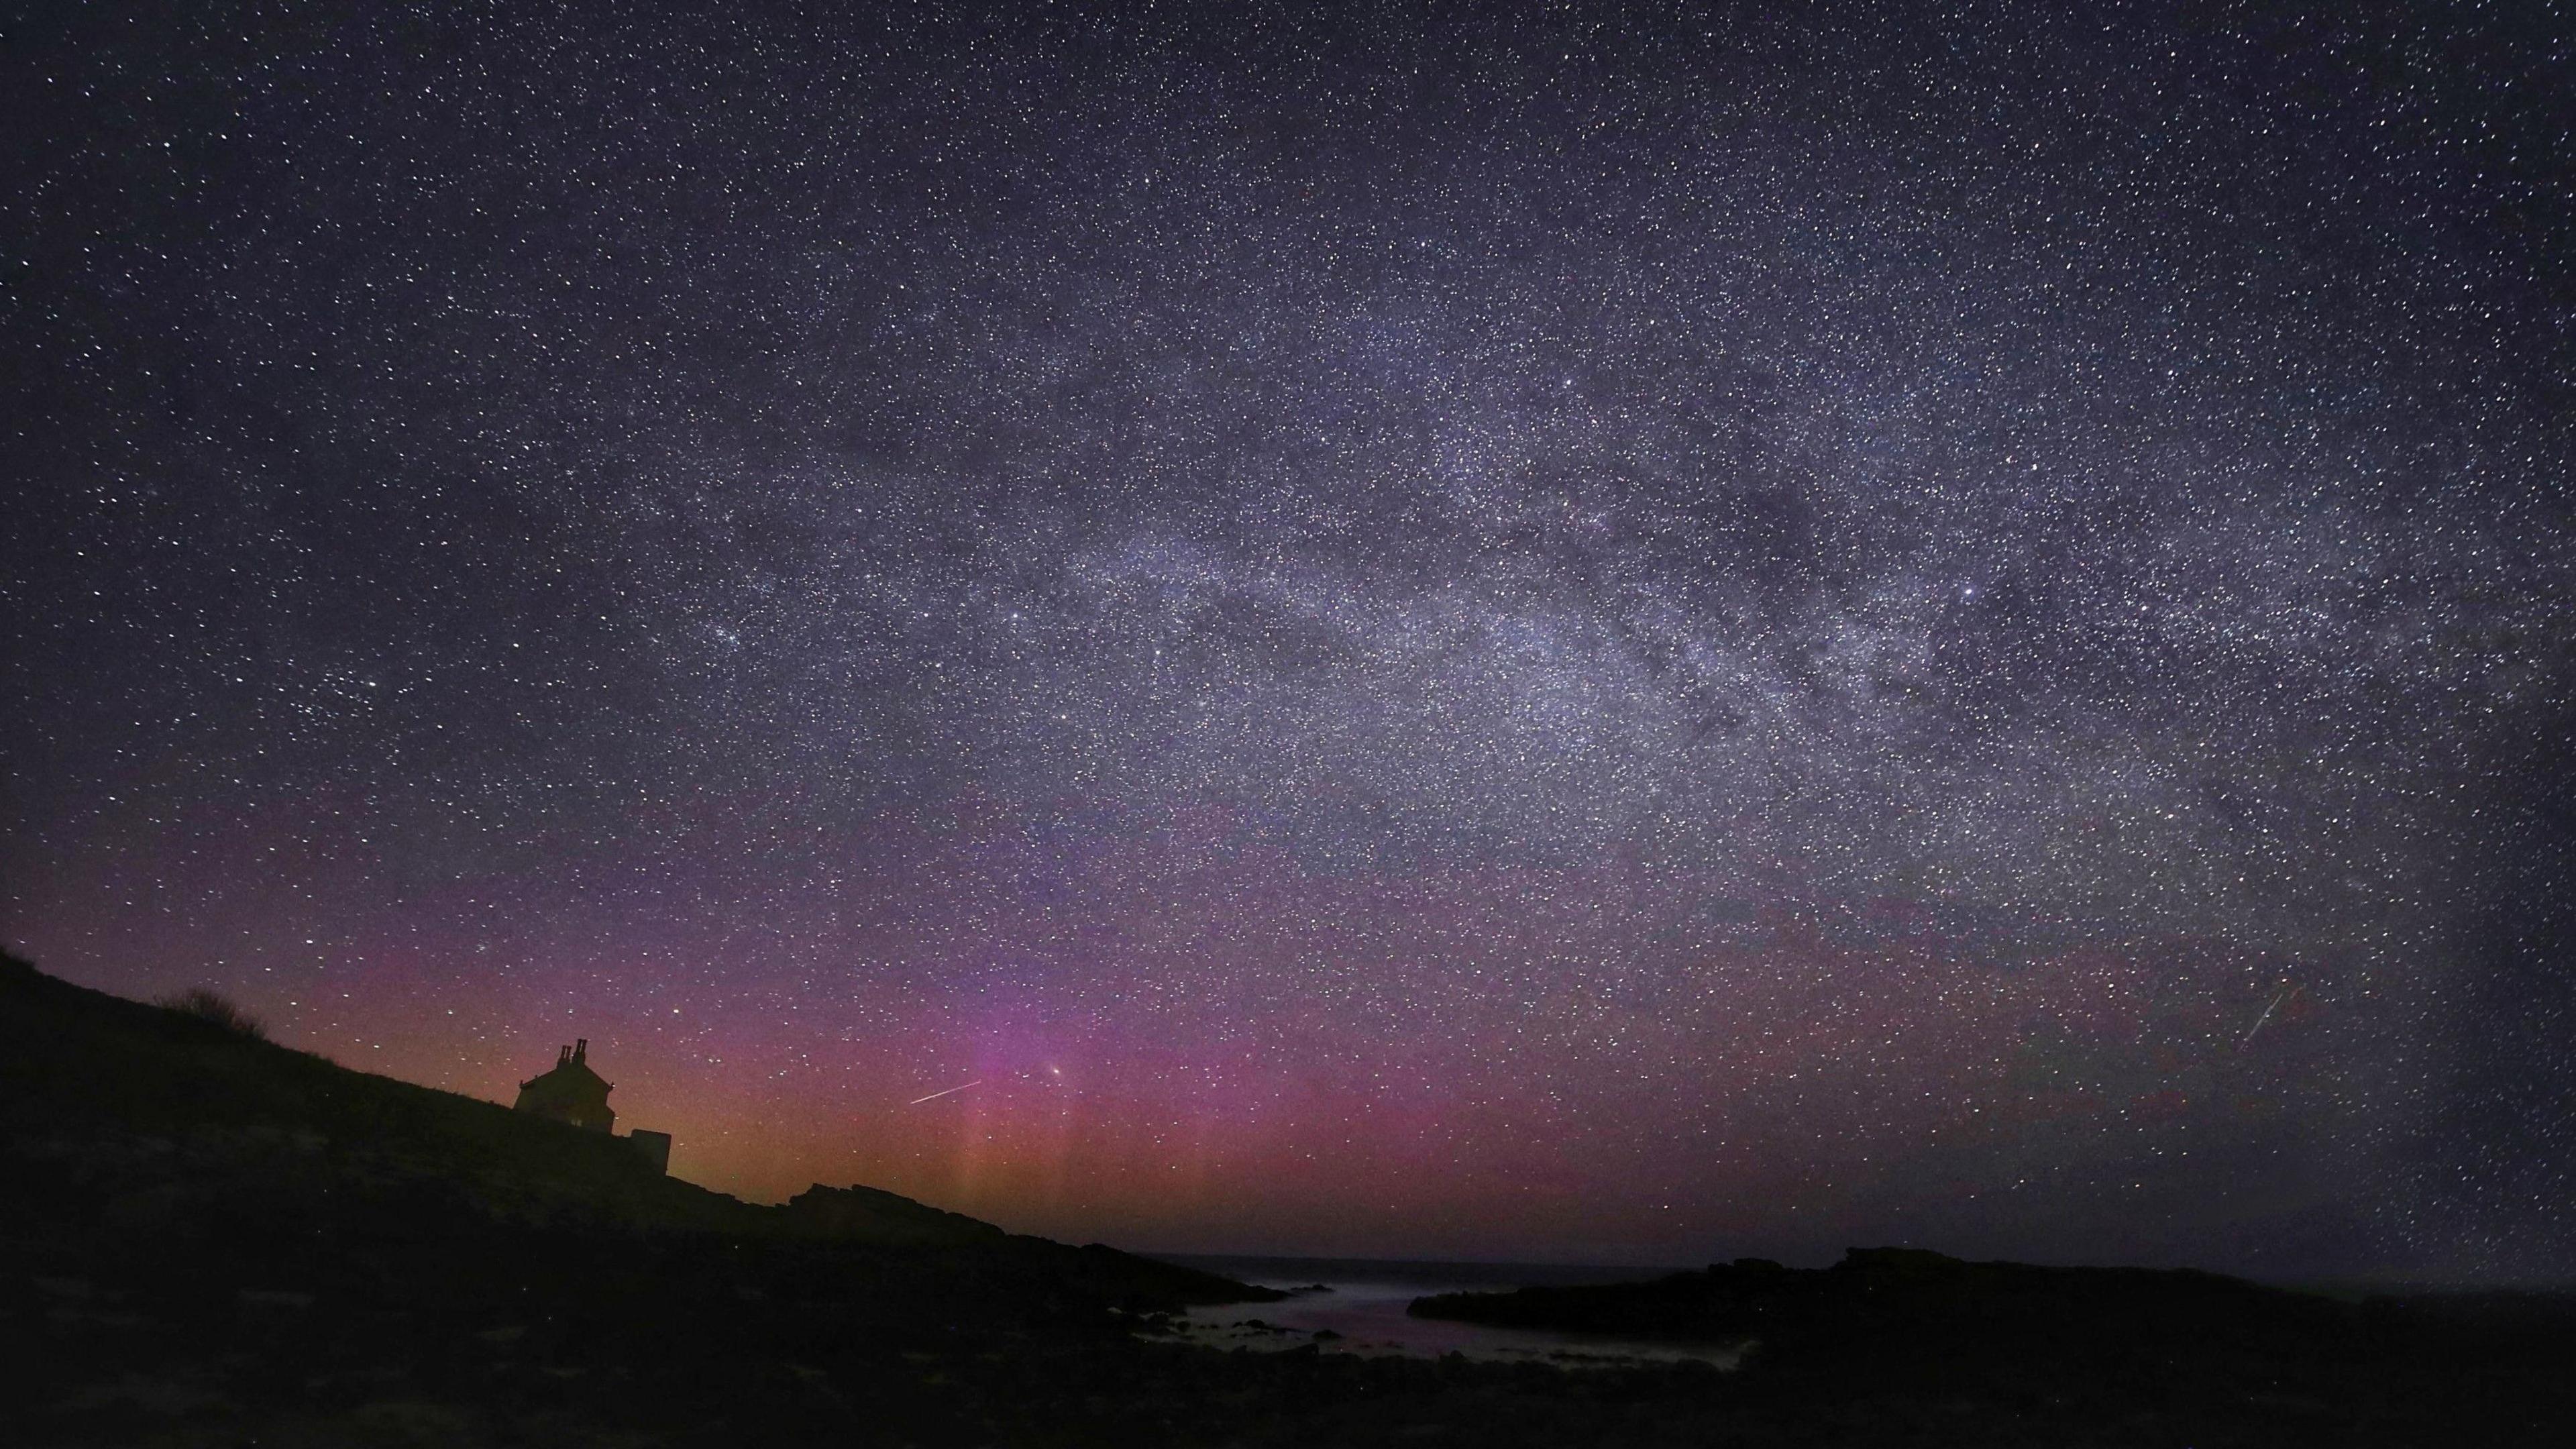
[519,1057,612,1097]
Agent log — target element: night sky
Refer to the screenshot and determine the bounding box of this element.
[6,2,2571,1281]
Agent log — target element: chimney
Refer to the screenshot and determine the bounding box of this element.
[574,1038,588,1064]
[558,1044,570,1064]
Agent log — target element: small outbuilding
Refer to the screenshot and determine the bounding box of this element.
[626,1128,672,1173]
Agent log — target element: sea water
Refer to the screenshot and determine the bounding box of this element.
[1147,1260,1743,1368]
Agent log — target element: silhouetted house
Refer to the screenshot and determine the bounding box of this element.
[515,1039,617,1131]
[511,1038,674,1174]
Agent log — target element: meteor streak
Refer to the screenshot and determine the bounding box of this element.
[2240,984,2300,1050]
[906,1079,981,1106]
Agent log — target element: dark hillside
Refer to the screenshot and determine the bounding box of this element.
[0,953,1263,1279]
[0,953,1326,1445]
[2,956,767,1235]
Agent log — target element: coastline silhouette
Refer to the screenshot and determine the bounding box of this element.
[7,952,2569,1446]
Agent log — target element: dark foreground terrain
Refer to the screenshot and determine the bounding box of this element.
[1415,1251,2576,1434]
[5,953,2570,1446]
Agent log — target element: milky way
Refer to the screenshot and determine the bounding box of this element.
[6,3,2571,1279]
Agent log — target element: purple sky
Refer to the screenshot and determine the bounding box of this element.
[7,1,2570,1281]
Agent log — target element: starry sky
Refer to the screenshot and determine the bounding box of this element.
[5,1,2571,1281]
